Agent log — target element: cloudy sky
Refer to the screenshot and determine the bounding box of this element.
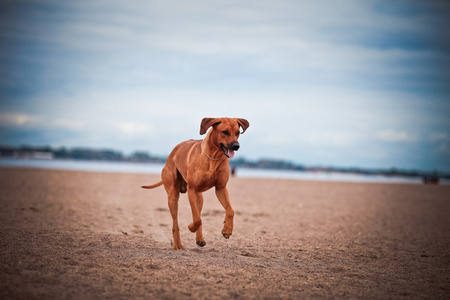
[1,0,449,171]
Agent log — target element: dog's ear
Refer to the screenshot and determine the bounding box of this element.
[236,118,250,134]
[200,118,221,135]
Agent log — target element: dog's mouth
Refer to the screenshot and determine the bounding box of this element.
[220,143,235,159]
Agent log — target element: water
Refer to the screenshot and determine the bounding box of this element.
[234,167,426,184]
[0,158,437,184]
[0,158,165,174]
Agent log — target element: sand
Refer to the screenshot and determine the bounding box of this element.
[0,167,449,299]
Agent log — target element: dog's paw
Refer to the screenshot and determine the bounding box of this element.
[188,220,202,233]
[173,244,184,250]
[222,227,232,239]
[222,220,233,238]
[222,232,232,239]
[196,240,206,247]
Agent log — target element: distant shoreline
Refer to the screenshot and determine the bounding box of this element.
[1,145,449,183]
[1,157,448,185]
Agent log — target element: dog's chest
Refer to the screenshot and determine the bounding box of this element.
[189,168,226,192]
[193,170,217,190]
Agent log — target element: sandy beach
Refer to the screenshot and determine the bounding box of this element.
[0,167,449,299]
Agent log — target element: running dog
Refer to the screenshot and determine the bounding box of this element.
[142,117,249,249]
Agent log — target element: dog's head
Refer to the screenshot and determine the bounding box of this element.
[200,117,249,158]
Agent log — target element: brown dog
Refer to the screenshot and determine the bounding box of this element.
[142,117,249,249]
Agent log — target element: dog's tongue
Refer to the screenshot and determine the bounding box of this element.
[228,150,235,159]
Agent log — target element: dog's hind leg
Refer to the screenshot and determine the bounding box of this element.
[161,164,184,250]
[167,189,183,250]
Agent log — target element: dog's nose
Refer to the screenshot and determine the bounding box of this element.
[231,142,240,151]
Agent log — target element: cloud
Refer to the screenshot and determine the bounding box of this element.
[117,122,154,136]
[428,132,450,159]
[52,119,87,131]
[0,113,41,127]
[376,129,418,142]
[428,132,449,142]
[7,0,445,92]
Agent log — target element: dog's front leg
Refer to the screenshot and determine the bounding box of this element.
[187,188,202,233]
[215,186,234,238]
[195,193,206,247]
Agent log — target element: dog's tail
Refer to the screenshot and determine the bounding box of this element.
[141,181,164,189]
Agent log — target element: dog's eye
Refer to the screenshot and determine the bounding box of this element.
[236,131,240,137]
[222,130,230,136]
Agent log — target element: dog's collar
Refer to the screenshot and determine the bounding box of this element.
[202,139,225,161]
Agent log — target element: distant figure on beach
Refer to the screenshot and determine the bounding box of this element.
[231,166,236,177]
[423,175,439,184]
